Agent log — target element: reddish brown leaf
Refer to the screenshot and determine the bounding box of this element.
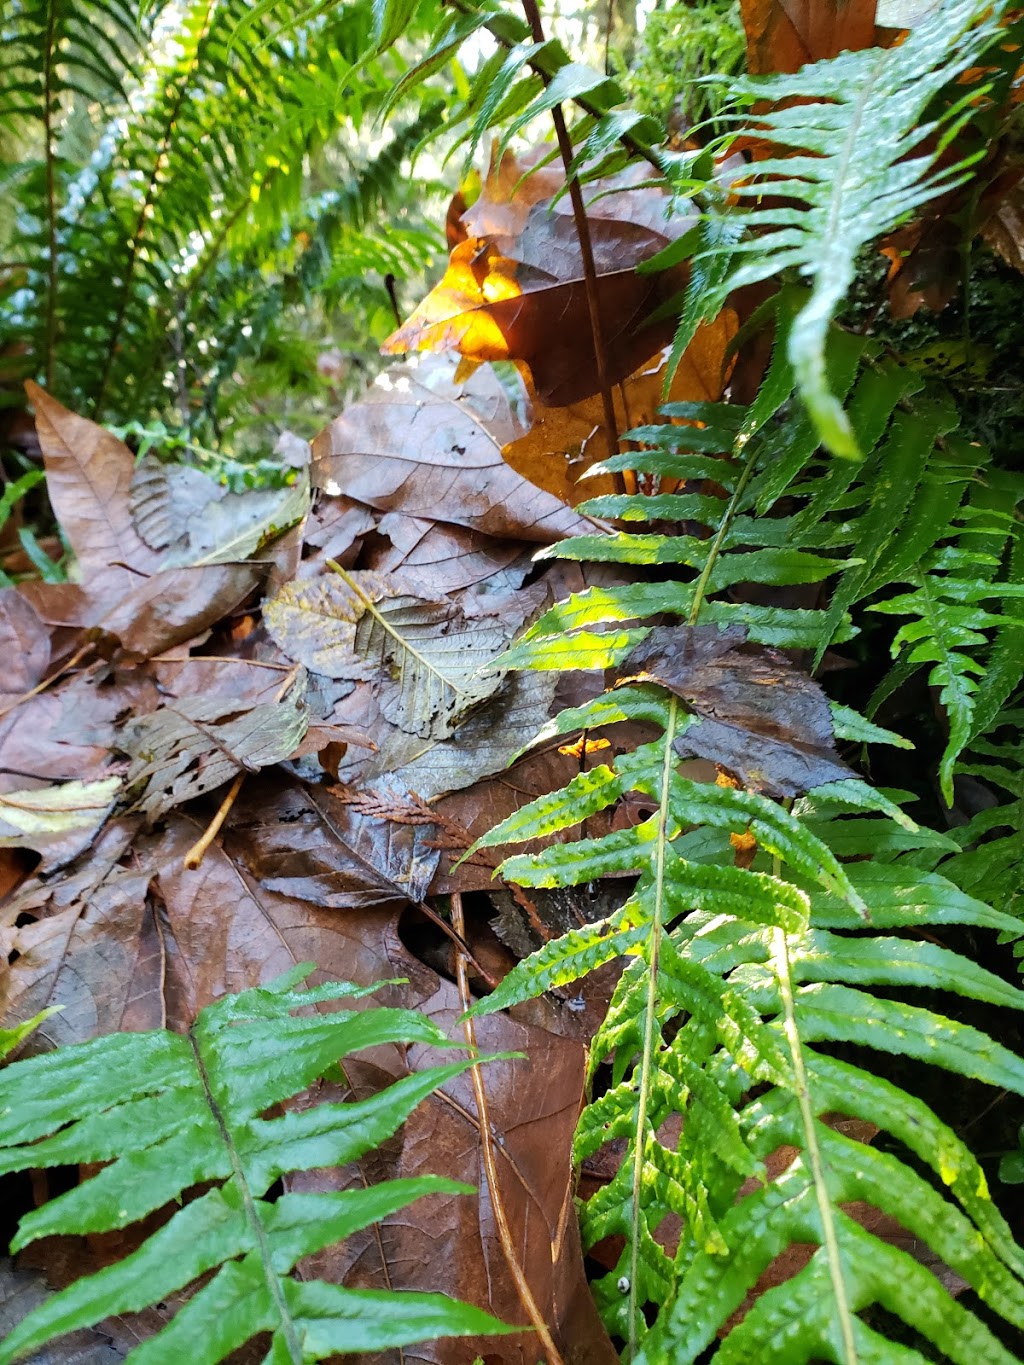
[382,155,695,405]
[740,0,878,75]
[502,320,739,505]
[311,357,601,543]
[25,384,160,577]
[19,562,261,660]
[0,590,50,703]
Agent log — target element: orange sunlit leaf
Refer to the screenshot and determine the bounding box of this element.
[383,149,696,407]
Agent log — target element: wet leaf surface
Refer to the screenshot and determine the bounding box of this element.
[619,624,853,797]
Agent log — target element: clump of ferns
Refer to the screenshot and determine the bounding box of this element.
[465,387,1024,1363]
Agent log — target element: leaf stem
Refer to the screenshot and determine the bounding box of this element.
[686,438,760,624]
[188,1029,304,1364]
[770,876,858,1365]
[451,892,566,1364]
[627,692,678,1359]
[326,558,477,703]
[520,0,620,467]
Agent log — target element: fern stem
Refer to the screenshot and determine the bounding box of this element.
[41,0,58,390]
[452,892,566,1365]
[187,1030,304,1364]
[686,439,760,625]
[92,0,216,417]
[627,692,679,1360]
[520,0,620,467]
[770,916,858,1364]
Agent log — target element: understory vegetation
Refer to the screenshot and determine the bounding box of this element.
[2,0,1024,1361]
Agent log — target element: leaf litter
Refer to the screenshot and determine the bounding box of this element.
[0,149,854,1363]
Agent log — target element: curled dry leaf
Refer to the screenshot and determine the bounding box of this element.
[264,569,506,740]
[619,624,853,797]
[382,155,694,406]
[311,356,601,544]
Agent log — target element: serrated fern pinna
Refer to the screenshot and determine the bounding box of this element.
[0,968,511,1363]
[467,286,1024,1360]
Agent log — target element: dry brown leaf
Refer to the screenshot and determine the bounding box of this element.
[25,384,161,578]
[382,155,695,406]
[740,0,877,75]
[19,562,261,660]
[311,357,602,543]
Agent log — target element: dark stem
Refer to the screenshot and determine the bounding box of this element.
[92,0,216,417]
[42,0,58,390]
[521,0,620,464]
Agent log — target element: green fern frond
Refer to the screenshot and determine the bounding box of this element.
[0,968,511,1364]
[872,542,1024,802]
[464,343,1024,1357]
[687,0,1012,455]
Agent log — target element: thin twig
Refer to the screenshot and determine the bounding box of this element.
[0,640,97,721]
[183,772,246,870]
[182,667,300,870]
[451,891,566,1365]
[521,0,620,466]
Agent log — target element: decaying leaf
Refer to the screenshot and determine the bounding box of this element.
[118,673,309,821]
[370,668,560,801]
[311,357,600,543]
[382,155,694,405]
[232,777,440,912]
[0,777,121,841]
[618,624,853,797]
[264,569,506,740]
[130,450,310,568]
[0,778,122,866]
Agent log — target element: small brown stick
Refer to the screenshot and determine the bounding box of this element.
[182,667,301,870]
[521,0,620,468]
[0,639,96,721]
[451,891,566,1365]
[183,771,245,870]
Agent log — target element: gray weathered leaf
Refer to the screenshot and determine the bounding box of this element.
[371,669,560,800]
[119,673,309,820]
[129,454,310,568]
[264,568,507,739]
